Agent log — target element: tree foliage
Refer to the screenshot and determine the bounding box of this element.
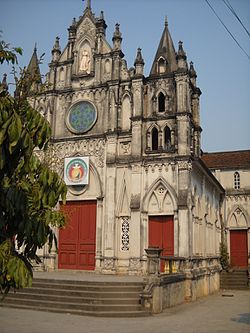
[0,40,67,297]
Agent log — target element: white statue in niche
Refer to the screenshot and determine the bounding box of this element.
[79,49,91,73]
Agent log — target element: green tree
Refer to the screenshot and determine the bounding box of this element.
[0,40,67,297]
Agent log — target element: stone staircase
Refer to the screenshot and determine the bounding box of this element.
[220,269,249,290]
[1,277,150,317]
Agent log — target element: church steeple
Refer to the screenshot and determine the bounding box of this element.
[27,45,41,78]
[17,44,42,96]
[150,17,177,76]
[26,44,42,85]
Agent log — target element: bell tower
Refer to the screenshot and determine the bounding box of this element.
[146,17,202,158]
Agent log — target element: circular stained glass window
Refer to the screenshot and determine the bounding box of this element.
[66,101,97,134]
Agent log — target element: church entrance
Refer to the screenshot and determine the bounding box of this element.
[58,200,96,270]
[148,215,174,271]
[230,230,248,268]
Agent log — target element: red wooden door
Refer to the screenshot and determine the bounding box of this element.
[59,201,96,270]
[149,216,174,271]
[230,230,248,268]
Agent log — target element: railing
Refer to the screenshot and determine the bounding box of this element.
[160,256,186,274]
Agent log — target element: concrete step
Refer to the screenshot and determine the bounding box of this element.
[3,296,143,312]
[1,303,149,318]
[6,291,139,305]
[220,270,248,290]
[15,287,140,299]
[1,277,149,317]
[32,281,142,292]
[34,278,143,287]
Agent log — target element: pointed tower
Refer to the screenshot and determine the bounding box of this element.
[24,45,42,94]
[145,17,202,158]
[150,17,177,76]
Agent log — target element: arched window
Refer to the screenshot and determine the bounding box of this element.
[59,67,64,81]
[164,126,171,149]
[158,92,165,112]
[158,58,166,74]
[151,127,159,151]
[234,172,240,189]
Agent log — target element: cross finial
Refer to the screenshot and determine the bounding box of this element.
[85,0,91,9]
[165,16,168,27]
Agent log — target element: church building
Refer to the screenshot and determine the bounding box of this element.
[30,0,225,282]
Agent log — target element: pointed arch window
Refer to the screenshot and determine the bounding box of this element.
[152,127,159,151]
[234,172,240,189]
[158,92,165,112]
[59,67,64,81]
[158,58,166,74]
[164,126,171,149]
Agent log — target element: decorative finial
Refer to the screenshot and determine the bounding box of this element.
[54,37,60,50]
[86,0,91,9]
[165,16,168,27]
[134,48,144,66]
[114,23,121,37]
[177,41,186,59]
[189,61,197,77]
[100,10,104,20]
[34,43,37,53]
[112,23,122,50]
[72,17,76,26]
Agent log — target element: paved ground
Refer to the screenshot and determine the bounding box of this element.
[0,290,249,333]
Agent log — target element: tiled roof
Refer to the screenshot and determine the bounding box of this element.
[201,150,250,169]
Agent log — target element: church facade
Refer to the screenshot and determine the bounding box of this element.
[31,1,225,279]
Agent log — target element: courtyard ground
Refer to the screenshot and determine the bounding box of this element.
[0,289,249,333]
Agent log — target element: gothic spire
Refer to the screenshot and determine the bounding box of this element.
[27,44,42,84]
[150,18,177,76]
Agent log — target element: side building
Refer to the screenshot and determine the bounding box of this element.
[202,150,250,269]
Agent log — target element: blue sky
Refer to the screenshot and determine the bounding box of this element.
[1,0,250,152]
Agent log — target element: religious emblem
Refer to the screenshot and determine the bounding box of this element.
[64,157,89,185]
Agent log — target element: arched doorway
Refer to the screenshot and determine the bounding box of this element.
[228,207,249,268]
[58,200,97,270]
